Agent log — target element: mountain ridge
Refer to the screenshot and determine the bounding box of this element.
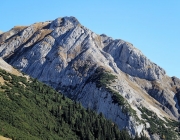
[0,16,180,140]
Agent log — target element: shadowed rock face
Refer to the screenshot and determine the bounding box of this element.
[0,16,180,139]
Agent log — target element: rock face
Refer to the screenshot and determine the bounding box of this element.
[0,16,180,139]
[0,58,21,76]
[101,34,166,81]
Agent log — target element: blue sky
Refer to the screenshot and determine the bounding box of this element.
[1,0,180,78]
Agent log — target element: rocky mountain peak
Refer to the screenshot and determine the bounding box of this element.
[0,16,179,139]
[51,16,80,28]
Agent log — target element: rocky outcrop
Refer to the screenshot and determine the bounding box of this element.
[0,16,180,139]
[0,58,21,76]
[101,34,166,81]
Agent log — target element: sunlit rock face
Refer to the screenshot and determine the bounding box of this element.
[1,16,180,139]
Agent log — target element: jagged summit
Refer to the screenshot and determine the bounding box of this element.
[52,16,80,27]
[0,16,179,139]
[0,16,165,81]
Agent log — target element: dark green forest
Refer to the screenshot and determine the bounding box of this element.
[0,69,148,140]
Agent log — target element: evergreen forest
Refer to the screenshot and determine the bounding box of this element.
[0,69,148,140]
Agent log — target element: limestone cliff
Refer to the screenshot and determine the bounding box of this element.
[0,16,180,139]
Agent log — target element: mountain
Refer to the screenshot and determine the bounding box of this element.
[0,31,3,35]
[0,16,180,139]
[0,60,148,140]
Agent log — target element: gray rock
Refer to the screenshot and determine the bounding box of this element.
[101,34,166,80]
[0,16,180,139]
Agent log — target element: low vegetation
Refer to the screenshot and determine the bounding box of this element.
[0,69,148,140]
[139,107,180,140]
[87,67,136,116]
[86,67,115,87]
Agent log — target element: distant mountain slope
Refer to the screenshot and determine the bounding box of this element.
[0,16,180,139]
